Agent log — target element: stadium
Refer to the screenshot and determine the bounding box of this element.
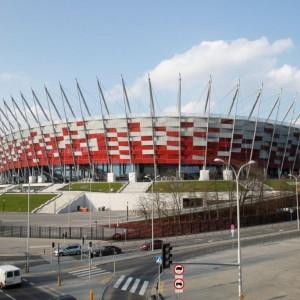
[0,79,299,184]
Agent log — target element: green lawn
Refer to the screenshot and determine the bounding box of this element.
[149,180,237,193]
[0,193,56,212]
[60,182,124,192]
[264,179,295,191]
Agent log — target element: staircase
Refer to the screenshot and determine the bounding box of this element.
[121,182,152,193]
[42,183,68,192]
[35,191,82,214]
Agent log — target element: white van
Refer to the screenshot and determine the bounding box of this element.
[0,265,22,288]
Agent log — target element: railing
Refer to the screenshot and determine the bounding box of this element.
[0,224,125,240]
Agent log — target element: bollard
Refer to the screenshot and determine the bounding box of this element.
[89,288,94,300]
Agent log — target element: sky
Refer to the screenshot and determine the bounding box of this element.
[0,0,300,123]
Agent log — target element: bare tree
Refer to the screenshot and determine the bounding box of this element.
[136,195,151,221]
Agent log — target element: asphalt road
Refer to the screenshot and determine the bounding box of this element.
[0,221,299,300]
[0,281,55,300]
[160,237,300,299]
[101,222,300,300]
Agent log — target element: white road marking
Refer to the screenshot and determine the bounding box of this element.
[4,293,16,300]
[130,278,140,293]
[68,266,110,278]
[69,267,97,274]
[77,270,109,277]
[138,280,149,296]
[37,285,60,297]
[114,275,125,289]
[121,277,133,291]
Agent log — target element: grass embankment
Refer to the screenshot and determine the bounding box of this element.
[0,193,56,212]
[60,182,123,192]
[149,180,237,193]
[264,179,296,191]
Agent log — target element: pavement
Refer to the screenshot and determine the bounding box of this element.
[159,237,300,300]
[0,210,142,227]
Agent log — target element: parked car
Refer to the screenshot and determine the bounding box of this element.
[0,265,22,288]
[140,240,163,251]
[54,244,81,256]
[92,246,122,257]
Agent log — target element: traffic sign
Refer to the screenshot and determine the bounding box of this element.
[174,278,184,289]
[155,256,162,264]
[174,264,184,275]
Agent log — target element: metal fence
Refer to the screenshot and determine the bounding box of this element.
[0,224,124,240]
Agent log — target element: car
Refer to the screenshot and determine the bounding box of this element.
[0,265,22,288]
[140,239,163,251]
[54,244,81,256]
[92,245,122,257]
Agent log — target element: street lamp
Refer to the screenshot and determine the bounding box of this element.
[68,166,71,229]
[144,174,160,251]
[89,170,92,240]
[288,173,300,231]
[109,187,113,228]
[94,220,98,239]
[214,158,255,300]
[25,178,31,273]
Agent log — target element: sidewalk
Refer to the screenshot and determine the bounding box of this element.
[155,235,300,300]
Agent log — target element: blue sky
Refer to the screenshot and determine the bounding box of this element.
[0,0,300,121]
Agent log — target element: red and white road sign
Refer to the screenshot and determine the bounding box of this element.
[174,278,184,289]
[173,264,184,275]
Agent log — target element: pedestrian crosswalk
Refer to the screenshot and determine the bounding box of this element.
[113,275,149,296]
[69,266,110,278]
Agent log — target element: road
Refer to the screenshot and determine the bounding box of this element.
[160,237,300,299]
[101,223,300,300]
[0,221,299,299]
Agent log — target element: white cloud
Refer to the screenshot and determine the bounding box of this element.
[106,37,295,116]
[267,64,300,90]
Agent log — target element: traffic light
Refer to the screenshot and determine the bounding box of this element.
[162,243,173,269]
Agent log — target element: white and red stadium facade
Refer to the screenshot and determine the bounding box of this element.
[0,113,299,183]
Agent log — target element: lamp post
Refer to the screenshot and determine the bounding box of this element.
[109,187,113,228]
[214,158,255,300]
[288,173,300,231]
[144,174,160,251]
[68,166,71,229]
[25,179,31,273]
[94,220,98,240]
[89,170,92,240]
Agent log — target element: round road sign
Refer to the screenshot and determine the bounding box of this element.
[174,264,184,275]
[174,278,184,289]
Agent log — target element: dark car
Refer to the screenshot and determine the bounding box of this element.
[140,239,163,251]
[93,246,122,257]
